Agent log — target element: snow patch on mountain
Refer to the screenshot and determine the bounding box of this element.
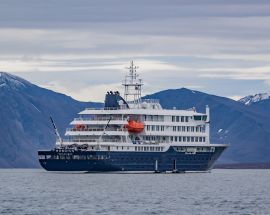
[218,129,223,133]
[31,103,41,112]
[0,72,31,90]
[239,92,270,105]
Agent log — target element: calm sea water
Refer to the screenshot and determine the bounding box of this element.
[0,169,269,215]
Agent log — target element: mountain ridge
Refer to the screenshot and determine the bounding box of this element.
[0,72,102,168]
[1,72,270,167]
[144,88,270,164]
[239,92,270,105]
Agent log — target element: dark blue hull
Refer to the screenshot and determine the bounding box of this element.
[38,146,226,172]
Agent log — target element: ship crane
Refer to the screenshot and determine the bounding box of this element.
[97,117,112,150]
[49,116,63,146]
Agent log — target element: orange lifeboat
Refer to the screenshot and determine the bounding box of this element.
[75,124,85,130]
[125,120,144,133]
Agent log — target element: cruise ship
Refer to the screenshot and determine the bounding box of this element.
[38,61,228,172]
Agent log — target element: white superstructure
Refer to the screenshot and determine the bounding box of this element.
[60,61,218,153]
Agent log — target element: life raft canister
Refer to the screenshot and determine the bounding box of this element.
[125,120,144,133]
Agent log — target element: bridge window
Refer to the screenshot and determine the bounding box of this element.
[194,116,201,121]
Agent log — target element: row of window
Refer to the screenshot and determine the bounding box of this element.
[39,154,212,162]
[143,115,164,122]
[172,115,207,122]
[80,114,206,123]
[135,146,163,152]
[143,136,166,141]
[170,136,206,142]
[174,146,215,153]
[39,155,108,160]
[172,126,205,133]
[146,125,165,131]
[172,116,190,122]
[145,125,206,133]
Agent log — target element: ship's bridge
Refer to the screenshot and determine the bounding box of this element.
[128,99,162,110]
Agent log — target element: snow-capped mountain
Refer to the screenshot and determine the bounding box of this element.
[239,92,270,105]
[0,72,102,168]
[145,89,270,164]
[0,72,30,90]
[1,72,270,167]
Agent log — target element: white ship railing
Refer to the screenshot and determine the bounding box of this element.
[63,139,127,143]
[61,139,172,144]
[73,117,165,122]
[74,117,126,121]
[66,128,127,132]
[85,106,129,110]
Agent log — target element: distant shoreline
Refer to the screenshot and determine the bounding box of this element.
[214,163,270,169]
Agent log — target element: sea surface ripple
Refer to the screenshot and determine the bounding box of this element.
[0,169,269,215]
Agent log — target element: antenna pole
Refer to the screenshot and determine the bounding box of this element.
[123,61,143,105]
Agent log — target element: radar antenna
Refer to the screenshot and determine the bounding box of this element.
[123,61,143,105]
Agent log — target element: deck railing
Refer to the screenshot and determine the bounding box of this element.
[66,128,127,132]
[74,117,125,121]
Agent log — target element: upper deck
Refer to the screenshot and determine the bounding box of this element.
[79,107,206,117]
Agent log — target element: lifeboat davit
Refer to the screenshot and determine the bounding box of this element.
[126,120,144,133]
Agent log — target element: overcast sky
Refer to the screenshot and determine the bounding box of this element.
[0,0,270,101]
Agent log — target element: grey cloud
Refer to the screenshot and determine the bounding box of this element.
[0,0,270,28]
[0,0,270,100]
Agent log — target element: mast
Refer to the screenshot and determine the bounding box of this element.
[122,61,143,105]
[205,105,210,144]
